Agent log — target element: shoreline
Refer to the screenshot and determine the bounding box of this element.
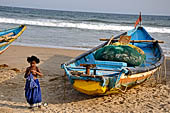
[12,43,92,51]
[0,45,85,70]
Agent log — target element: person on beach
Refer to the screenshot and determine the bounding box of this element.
[24,56,43,108]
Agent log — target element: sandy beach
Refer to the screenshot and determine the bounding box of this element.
[0,45,170,113]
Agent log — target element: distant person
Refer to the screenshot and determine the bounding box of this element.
[24,56,43,108]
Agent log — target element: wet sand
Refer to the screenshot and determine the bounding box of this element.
[0,45,170,113]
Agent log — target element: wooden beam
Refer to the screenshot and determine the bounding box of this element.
[0,32,14,42]
[68,66,121,72]
[0,32,14,38]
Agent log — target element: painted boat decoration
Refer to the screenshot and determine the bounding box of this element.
[61,16,164,95]
[0,25,26,54]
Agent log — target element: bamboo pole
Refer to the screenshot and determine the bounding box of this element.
[106,35,114,46]
[100,38,164,43]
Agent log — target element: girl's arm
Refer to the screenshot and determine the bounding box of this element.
[24,67,30,78]
[36,67,43,77]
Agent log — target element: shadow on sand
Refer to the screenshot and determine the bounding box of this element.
[0,54,96,110]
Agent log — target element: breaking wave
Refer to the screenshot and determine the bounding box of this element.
[0,17,170,33]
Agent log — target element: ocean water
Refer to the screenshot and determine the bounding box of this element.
[0,6,170,55]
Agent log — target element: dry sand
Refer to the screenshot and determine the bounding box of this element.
[0,45,170,113]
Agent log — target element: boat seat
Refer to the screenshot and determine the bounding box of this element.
[95,60,127,68]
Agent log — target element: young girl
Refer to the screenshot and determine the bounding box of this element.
[24,56,43,108]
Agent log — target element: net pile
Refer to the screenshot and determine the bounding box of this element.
[94,43,146,66]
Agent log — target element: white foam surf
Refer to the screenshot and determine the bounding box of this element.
[0,17,170,34]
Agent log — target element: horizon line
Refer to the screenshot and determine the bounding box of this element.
[0,5,170,17]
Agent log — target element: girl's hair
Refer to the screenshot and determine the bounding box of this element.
[27,56,40,64]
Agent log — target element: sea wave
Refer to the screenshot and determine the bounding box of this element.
[0,17,170,34]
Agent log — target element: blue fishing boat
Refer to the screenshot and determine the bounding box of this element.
[0,25,26,54]
[61,16,164,95]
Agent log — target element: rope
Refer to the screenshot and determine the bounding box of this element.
[63,72,66,100]
[18,36,23,42]
[154,66,159,84]
[116,86,128,93]
[163,56,167,84]
[157,67,161,83]
[114,70,128,93]
[159,66,161,83]
[153,56,167,84]
[161,64,163,83]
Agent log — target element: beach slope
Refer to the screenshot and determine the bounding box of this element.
[0,45,170,113]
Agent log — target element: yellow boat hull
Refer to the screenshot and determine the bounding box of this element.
[73,68,158,95]
[73,80,107,95]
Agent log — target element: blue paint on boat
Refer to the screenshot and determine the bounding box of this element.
[0,25,26,54]
[61,26,164,95]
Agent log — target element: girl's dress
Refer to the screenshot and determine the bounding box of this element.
[25,73,42,106]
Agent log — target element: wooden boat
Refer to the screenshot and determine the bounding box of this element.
[0,25,26,54]
[61,19,164,95]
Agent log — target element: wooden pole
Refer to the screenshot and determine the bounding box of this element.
[99,38,164,43]
[106,35,114,46]
[80,64,96,75]
[63,72,66,100]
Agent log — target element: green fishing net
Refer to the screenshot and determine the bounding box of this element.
[94,45,146,66]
